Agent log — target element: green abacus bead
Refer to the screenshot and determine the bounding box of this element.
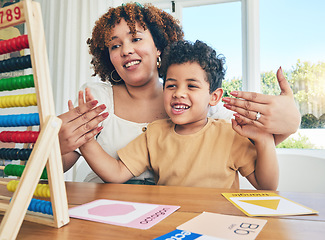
[11,77,18,90]
[27,75,34,87]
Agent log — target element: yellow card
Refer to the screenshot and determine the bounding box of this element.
[222,192,318,217]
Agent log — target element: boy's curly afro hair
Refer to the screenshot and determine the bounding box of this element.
[160,40,226,93]
[87,3,184,85]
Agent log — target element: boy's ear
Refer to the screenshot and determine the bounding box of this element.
[209,88,223,106]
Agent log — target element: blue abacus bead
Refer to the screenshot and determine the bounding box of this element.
[29,114,35,125]
[18,149,25,160]
[24,149,32,160]
[4,117,9,127]
[24,56,32,69]
[10,115,16,127]
[21,114,27,126]
[13,115,19,127]
[34,199,42,212]
[12,58,19,69]
[33,113,40,125]
[40,201,48,214]
[28,199,39,212]
[45,204,51,214]
[3,148,10,159]
[0,149,4,159]
[1,117,6,127]
[9,149,15,160]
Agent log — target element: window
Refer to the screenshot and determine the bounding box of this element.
[182,2,242,81]
[260,0,325,149]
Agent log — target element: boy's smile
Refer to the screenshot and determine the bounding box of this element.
[164,62,222,134]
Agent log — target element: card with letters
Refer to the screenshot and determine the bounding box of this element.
[222,192,318,217]
[154,229,223,240]
[175,212,267,240]
[69,199,180,229]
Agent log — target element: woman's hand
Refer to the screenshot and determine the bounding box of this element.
[58,88,108,155]
[222,67,301,143]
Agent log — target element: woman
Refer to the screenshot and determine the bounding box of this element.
[58,3,300,183]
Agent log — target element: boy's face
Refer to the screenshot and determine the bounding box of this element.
[164,62,223,133]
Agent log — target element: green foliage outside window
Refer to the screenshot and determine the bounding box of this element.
[276,133,317,149]
[221,60,325,128]
[221,60,325,149]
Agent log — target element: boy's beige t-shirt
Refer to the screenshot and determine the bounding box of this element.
[118,118,257,188]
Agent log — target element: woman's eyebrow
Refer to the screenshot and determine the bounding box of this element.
[111,30,144,40]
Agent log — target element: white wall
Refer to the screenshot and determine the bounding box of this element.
[240,149,325,193]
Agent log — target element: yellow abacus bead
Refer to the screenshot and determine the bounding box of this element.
[22,95,28,107]
[14,95,21,106]
[3,96,9,108]
[32,94,37,105]
[24,94,30,107]
[34,185,41,197]
[0,97,6,108]
[7,180,19,192]
[19,95,25,106]
[28,94,35,106]
[43,184,50,198]
[9,96,16,108]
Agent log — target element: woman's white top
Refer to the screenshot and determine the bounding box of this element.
[78,81,233,183]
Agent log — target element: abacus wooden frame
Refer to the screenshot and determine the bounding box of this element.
[0,0,69,239]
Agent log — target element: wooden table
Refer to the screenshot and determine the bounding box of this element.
[1,182,325,240]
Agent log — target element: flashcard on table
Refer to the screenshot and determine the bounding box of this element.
[176,212,266,240]
[154,229,223,240]
[69,199,180,229]
[222,192,318,217]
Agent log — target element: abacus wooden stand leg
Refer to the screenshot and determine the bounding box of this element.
[0,0,69,239]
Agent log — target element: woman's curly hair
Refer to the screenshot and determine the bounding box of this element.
[160,40,226,93]
[87,3,184,85]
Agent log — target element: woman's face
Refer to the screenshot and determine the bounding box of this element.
[109,19,161,87]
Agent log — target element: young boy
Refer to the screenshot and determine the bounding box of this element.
[80,40,279,190]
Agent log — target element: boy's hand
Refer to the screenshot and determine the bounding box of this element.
[231,115,271,142]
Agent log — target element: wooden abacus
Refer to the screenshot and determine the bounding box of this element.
[0,0,69,239]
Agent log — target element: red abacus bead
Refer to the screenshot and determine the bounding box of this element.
[6,131,14,142]
[33,132,39,142]
[2,41,8,53]
[11,132,17,143]
[11,38,18,52]
[16,133,22,143]
[20,132,26,143]
[22,35,29,48]
[0,41,4,54]
[27,132,33,142]
[7,39,14,52]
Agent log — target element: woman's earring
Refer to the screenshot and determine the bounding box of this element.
[110,69,122,83]
[157,56,161,69]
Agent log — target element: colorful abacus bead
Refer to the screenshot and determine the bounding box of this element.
[0,35,29,55]
[0,131,39,143]
[7,180,50,198]
[0,55,32,73]
[3,164,47,180]
[34,183,50,198]
[0,74,34,91]
[0,93,37,108]
[28,199,53,215]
